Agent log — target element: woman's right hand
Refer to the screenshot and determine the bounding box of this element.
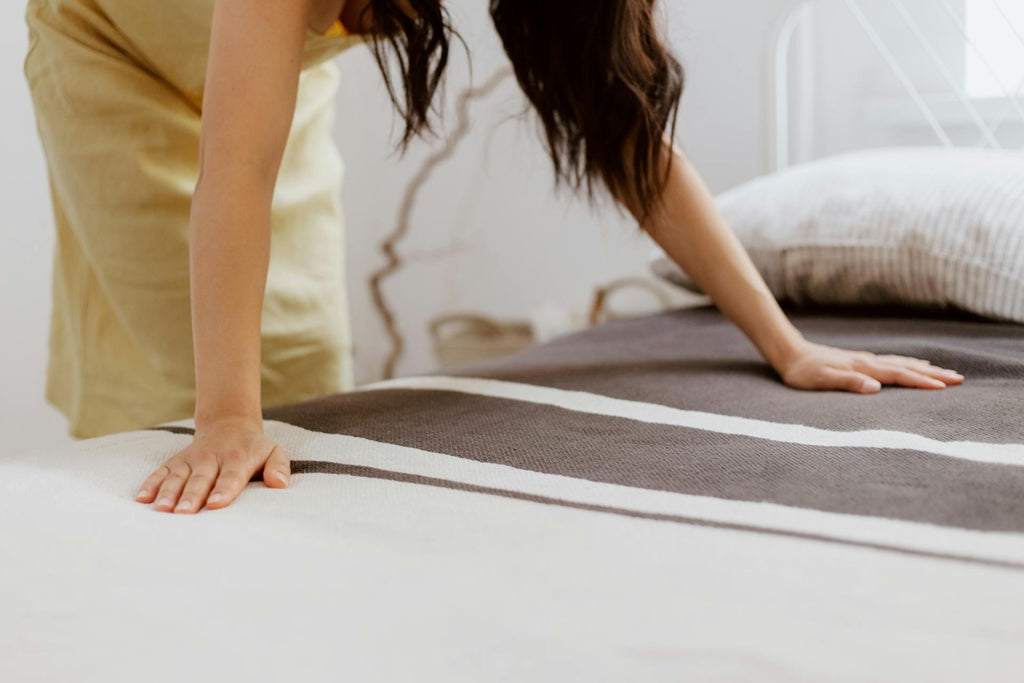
[135,416,291,514]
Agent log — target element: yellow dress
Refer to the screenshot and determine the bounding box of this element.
[23,0,362,438]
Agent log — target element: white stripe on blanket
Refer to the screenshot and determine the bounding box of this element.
[6,430,1024,680]
[258,421,1024,567]
[362,376,1024,466]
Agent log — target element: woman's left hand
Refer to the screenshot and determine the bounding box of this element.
[777,340,964,394]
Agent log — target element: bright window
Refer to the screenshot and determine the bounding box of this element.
[966,0,1024,98]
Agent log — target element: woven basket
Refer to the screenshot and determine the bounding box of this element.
[430,314,535,369]
[430,278,674,369]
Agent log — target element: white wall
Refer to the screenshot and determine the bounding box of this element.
[0,7,72,453]
[1,0,803,452]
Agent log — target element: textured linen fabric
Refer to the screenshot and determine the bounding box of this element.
[3,308,1024,681]
[23,0,362,438]
[651,148,1024,323]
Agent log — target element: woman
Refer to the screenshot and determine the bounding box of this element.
[24,0,964,514]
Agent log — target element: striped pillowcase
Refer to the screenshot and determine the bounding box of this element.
[651,148,1024,322]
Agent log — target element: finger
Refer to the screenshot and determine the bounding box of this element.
[915,364,964,385]
[174,460,219,514]
[206,463,253,510]
[136,464,172,503]
[262,445,291,489]
[153,462,192,512]
[867,364,947,390]
[819,368,882,394]
[894,369,949,390]
[877,355,963,384]
[878,355,932,367]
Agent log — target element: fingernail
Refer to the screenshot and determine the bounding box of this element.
[156,498,173,509]
[275,471,290,485]
[175,499,192,512]
[136,489,149,500]
[208,493,223,504]
[862,378,882,393]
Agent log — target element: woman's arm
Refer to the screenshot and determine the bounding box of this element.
[136,0,318,513]
[635,143,964,393]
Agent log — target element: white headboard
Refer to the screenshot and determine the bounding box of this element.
[768,0,1024,170]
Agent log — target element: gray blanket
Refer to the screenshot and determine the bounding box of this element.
[260,306,1024,567]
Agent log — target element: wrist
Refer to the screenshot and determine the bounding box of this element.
[194,407,263,434]
[761,326,809,375]
[194,383,262,432]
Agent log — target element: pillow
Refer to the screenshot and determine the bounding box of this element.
[651,148,1024,323]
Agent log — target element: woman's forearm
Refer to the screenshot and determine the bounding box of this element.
[635,145,806,371]
[189,175,273,428]
[184,0,310,429]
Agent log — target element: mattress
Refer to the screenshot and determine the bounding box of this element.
[3,306,1023,681]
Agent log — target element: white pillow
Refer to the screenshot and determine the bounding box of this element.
[651,148,1024,323]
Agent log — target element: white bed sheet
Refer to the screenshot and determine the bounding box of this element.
[3,419,1023,682]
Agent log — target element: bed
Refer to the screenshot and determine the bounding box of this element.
[3,305,1024,680]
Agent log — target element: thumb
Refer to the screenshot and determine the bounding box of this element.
[263,445,291,489]
[821,368,882,394]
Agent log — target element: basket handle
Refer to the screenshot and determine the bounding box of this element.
[588,277,674,326]
[429,313,510,345]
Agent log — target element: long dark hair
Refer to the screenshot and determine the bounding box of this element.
[363,0,685,213]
